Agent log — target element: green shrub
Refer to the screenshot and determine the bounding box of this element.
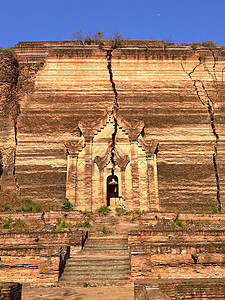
[84,37,92,45]
[82,210,93,218]
[75,219,91,228]
[97,205,111,213]
[173,212,184,228]
[3,203,8,211]
[102,225,107,234]
[14,218,25,229]
[21,197,32,203]
[20,197,42,212]
[53,218,68,232]
[110,33,123,49]
[200,40,217,48]
[116,207,129,216]
[61,200,73,211]
[186,219,194,226]
[211,203,218,214]
[74,221,83,228]
[3,218,13,229]
[21,205,33,212]
[0,47,16,57]
[82,219,91,228]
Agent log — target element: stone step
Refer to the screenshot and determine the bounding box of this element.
[66,262,130,269]
[66,261,130,267]
[59,279,132,287]
[63,268,130,275]
[85,239,128,244]
[84,242,128,247]
[60,274,131,281]
[81,250,128,255]
[68,257,130,261]
[60,236,131,282]
[85,238,128,241]
[83,245,128,250]
[64,265,130,272]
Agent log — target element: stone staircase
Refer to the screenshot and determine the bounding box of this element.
[60,236,131,284]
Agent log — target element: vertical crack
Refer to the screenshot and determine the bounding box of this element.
[181,54,221,211]
[13,116,21,194]
[106,49,119,177]
[106,50,119,112]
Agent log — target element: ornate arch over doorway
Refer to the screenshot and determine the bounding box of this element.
[65,109,159,212]
[107,174,119,206]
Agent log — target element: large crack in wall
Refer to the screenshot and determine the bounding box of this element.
[106,49,119,176]
[13,117,20,193]
[181,51,221,210]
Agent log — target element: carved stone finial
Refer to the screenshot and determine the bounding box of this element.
[94,147,111,171]
[138,137,159,157]
[114,149,130,171]
[64,138,84,157]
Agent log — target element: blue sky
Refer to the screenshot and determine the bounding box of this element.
[1,0,225,48]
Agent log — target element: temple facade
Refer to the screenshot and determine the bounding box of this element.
[65,110,159,211]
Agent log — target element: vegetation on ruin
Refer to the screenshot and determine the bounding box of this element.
[211,203,218,214]
[1,217,25,230]
[52,218,69,232]
[199,40,217,48]
[0,46,16,57]
[82,210,94,219]
[61,200,73,211]
[102,225,107,234]
[116,207,129,216]
[74,219,91,228]
[72,29,123,49]
[97,205,111,214]
[173,212,185,228]
[0,189,43,212]
[20,197,42,212]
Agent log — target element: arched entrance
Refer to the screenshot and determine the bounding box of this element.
[107,175,119,206]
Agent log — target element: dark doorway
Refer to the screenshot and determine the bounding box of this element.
[107,175,118,206]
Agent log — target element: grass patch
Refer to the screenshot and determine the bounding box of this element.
[21,197,42,212]
[173,212,184,228]
[52,218,69,232]
[97,205,111,213]
[211,203,218,214]
[82,210,93,218]
[74,219,91,228]
[1,218,25,230]
[116,207,129,216]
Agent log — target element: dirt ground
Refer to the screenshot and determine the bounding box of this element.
[22,284,134,300]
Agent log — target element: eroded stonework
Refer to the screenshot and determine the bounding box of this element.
[0,40,225,212]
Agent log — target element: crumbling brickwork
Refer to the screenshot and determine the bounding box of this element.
[0,40,224,212]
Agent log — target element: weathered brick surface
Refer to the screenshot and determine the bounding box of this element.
[129,229,225,280]
[0,245,69,285]
[0,229,84,285]
[0,282,22,300]
[0,41,223,212]
[135,278,225,300]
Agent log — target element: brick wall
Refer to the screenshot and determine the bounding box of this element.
[129,229,225,280]
[135,279,225,300]
[0,231,84,247]
[0,245,69,285]
[0,282,22,300]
